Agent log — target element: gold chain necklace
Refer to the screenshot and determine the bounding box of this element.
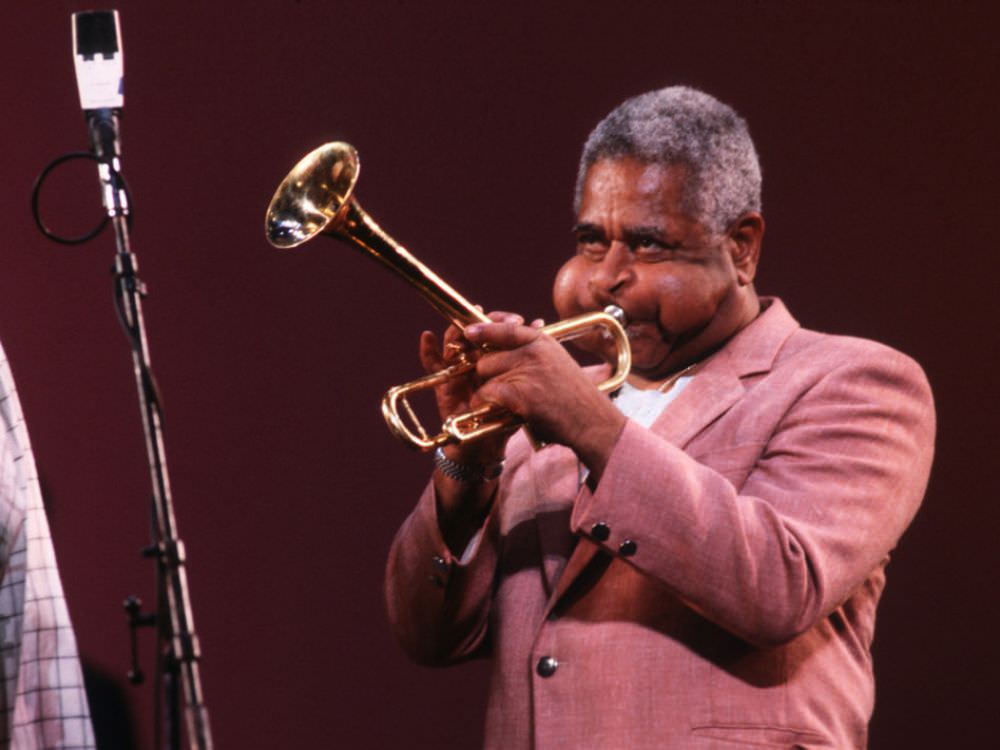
[657,361,700,394]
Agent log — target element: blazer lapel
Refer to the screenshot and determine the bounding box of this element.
[531,447,585,595]
[651,370,745,447]
[540,534,602,620]
[651,297,800,446]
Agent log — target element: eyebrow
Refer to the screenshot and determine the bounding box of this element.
[572,223,674,242]
[625,225,670,242]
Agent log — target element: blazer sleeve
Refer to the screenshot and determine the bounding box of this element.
[570,341,935,647]
[384,475,502,666]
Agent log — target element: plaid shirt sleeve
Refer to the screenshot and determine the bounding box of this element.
[0,345,96,749]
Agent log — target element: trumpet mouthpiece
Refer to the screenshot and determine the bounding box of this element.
[604,304,627,326]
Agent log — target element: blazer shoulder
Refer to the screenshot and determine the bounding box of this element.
[771,328,934,416]
[781,327,926,373]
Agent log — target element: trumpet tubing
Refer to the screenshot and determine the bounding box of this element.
[265,141,631,451]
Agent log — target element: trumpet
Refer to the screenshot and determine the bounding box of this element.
[264,142,631,451]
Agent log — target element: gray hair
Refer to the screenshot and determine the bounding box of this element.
[575,86,762,232]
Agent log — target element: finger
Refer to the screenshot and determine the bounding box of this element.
[468,384,505,411]
[475,349,525,380]
[442,324,477,365]
[464,321,541,349]
[442,323,466,348]
[530,318,545,329]
[419,330,444,372]
[485,311,524,325]
[475,341,552,380]
[456,311,524,346]
[472,378,522,416]
[443,340,467,359]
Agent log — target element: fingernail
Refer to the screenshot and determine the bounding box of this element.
[465,324,482,336]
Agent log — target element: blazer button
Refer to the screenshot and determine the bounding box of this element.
[618,539,637,557]
[536,656,559,678]
[431,555,449,574]
[590,522,610,542]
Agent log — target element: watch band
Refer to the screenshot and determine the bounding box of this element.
[433,447,504,483]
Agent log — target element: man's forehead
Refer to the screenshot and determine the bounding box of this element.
[580,157,691,214]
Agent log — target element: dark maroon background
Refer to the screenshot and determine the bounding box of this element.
[2,1,996,747]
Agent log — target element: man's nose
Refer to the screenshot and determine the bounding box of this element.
[590,241,633,298]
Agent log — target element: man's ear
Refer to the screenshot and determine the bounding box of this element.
[727,212,764,285]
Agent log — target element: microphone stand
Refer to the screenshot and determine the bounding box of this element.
[88,109,213,750]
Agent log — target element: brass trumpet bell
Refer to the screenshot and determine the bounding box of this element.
[266,141,360,249]
[265,142,632,451]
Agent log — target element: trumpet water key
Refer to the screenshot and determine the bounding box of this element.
[265,142,631,451]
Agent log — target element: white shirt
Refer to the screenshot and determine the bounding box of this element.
[612,376,694,428]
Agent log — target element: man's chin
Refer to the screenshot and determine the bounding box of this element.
[625,344,678,381]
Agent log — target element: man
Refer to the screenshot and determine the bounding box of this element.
[0,343,95,749]
[385,86,934,749]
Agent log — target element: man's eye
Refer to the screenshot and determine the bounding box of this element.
[577,237,607,259]
[633,236,680,262]
[633,238,667,259]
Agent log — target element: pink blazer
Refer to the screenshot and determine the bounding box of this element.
[386,299,935,749]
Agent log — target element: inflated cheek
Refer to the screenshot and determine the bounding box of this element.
[552,259,607,358]
[552,258,587,319]
[653,266,729,334]
[650,273,697,331]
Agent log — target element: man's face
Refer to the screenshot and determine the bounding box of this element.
[553,157,757,381]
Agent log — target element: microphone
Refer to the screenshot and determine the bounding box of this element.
[72,10,126,214]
